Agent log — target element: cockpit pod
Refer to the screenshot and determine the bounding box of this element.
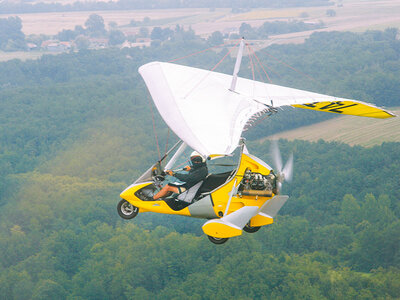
[118,141,289,244]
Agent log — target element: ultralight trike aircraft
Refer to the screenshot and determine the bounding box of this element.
[117,39,396,244]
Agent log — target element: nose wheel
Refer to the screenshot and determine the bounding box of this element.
[117,199,139,219]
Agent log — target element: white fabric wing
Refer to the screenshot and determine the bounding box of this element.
[139,62,266,156]
[139,61,393,156]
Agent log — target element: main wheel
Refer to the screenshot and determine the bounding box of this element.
[243,222,261,233]
[207,235,229,244]
[117,199,139,219]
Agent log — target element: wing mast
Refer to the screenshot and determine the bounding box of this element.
[230,38,245,92]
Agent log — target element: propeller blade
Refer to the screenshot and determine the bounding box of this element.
[271,140,283,172]
[282,153,294,182]
[270,140,294,195]
[277,181,282,192]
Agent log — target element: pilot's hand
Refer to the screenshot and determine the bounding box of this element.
[165,170,174,176]
[183,165,191,171]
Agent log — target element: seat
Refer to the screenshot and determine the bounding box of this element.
[197,171,234,194]
[165,181,204,211]
[164,171,234,211]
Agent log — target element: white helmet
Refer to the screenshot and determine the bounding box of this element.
[190,151,205,163]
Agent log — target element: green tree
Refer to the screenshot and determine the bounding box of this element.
[326,9,337,17]
[312,224,353,255]
[84,14,106,37]
[108,21,118,29]
[239,22,254,38]
[300,12,309,18]
[207,31,224,46]
[75,35,90,50]
[32,279,67,300]
[57,29,77,41]
[151,27,164,40]
[139,27,149,38]
[339,194,361,228]
[109,30,126,46]
[0,16,26,50]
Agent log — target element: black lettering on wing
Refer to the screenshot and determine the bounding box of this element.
[329,104,358,113]
[320,101,343,110]
[303,102,318,108]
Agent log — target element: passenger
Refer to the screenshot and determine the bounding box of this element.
[153,151,208,200]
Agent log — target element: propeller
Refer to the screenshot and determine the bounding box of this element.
[271,140,294,193]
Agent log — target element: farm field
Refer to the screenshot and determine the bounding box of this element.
[0,50,56,61]
[258,0,400,44]
[264,108,400,147]
[3,8,230,36]
[2,0,400,39]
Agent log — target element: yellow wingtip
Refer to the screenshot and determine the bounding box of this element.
[292,101,396,119]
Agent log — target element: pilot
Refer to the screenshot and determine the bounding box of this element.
[153,151,208,200]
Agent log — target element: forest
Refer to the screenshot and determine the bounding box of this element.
[0,29,399,299]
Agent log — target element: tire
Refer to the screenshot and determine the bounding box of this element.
[207,235,229,244]
[243,222,261,233]
[117,199,139,219]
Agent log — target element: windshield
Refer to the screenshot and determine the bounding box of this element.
[166,145,241,175]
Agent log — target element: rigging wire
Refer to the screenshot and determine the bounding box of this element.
[248,45,267,84]
[244,42,322,131]
[183,39,242,99]
[261,50,317,83]
[146,92,161,161]
[246,43,256,81]
[167,39,242,64]
[243,43,278,131]
[247,44,273,83]
[165,128,170,155]
[174,159,190,170]
[211,39,242,71]
[148,39,243,161]
[148,37,320,155]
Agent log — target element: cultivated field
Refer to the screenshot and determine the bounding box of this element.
[2,0,400,39]
[0,50,57,61]
[2,8,231,36]
[1,0,400,62]
[264,108,400,147]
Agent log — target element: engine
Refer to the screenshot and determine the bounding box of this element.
[238,169,276,197]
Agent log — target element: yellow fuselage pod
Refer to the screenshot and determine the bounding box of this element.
[120,182,191,216]
[120,153,276,229]
[211,153,275,216]
[203,153,276,238]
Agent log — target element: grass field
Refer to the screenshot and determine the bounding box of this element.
[2,8,228,35]
[223,8,306,21]
[2,0,398,36]
[0,50,56,62]
[264,108,400,147]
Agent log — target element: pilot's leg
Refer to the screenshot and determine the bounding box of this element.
[153,184,179,200]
